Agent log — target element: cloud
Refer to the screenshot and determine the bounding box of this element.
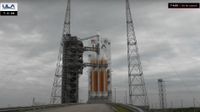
[0,0,200,108]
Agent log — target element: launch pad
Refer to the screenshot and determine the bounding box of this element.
[84,36,112,103]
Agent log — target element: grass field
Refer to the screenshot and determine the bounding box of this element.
[150,107,200,112]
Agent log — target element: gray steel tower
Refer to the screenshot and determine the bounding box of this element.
[126,0,149,107]
[158,79,167,110]
[50,0,83,104]
[50,0,71,104]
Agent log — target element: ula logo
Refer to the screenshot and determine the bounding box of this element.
[0,3,18,11]
[2,4,15,9]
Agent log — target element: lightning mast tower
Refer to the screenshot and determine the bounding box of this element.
[51,0,83,104]
[126,0,149,107]
[50,0,71,104]
[158,79,167,110]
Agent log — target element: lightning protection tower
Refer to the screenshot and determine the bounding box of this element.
[158,79,167,110]
[50,0,84,104]
[126,0,149,107]
[50,0,71,104]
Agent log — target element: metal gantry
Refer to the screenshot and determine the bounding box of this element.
[50,45,63,104]
[50,0,71,104]
[51,0,149,105]
[63,0,70,36]
[126,0,149,107]
[158,79,167,110]
[50,0,108,104]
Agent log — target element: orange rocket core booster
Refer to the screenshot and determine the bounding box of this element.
[90,58,109,94]
[99,70,104,92]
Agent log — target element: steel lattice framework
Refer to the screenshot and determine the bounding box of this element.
[50,0,71,104]
[126,0,149,107]
[158,79,167,109]
[50,46,62,104]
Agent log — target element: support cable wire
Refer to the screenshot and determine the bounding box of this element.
[166,61,200,107]
[144,54,200,107]
[140,23,200,107]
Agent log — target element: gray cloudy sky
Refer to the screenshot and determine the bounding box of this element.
[0,0,200,108]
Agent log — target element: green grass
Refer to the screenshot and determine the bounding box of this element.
[115,106,130,112]
[150,107,200,112]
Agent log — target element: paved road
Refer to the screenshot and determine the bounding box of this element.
[28,104,114,112]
